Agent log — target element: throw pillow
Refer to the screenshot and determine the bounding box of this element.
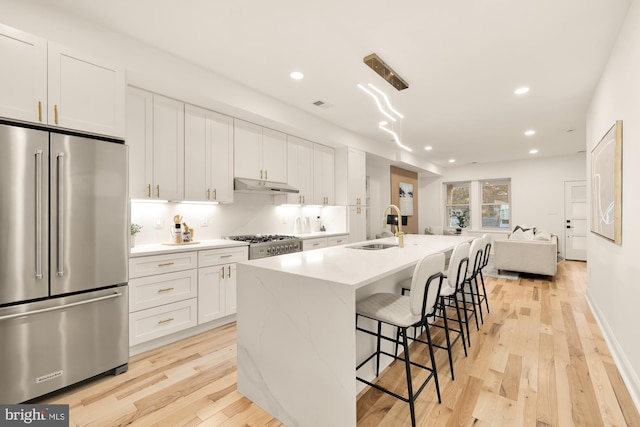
[513,225,537,234]
[509,228,535,241]
[534,230,552,241]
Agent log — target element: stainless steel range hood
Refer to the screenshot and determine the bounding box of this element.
[234,178,299,194]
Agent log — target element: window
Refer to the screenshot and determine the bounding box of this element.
[445,182,470,228]
[481,179,510,228]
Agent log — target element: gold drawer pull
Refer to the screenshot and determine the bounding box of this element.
[158,262,174,267]
[54,105,59,124]
[158,317,174,324]
[220,254,233,258]
[38,101,43,122]
[147,184,151,198]
[157,287,174,293]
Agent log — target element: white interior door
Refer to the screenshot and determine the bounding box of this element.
[565,180,587,261]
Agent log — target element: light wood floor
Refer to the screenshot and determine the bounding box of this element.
[37,260,640,426]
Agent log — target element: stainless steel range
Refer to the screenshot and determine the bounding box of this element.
[227,234,302,259]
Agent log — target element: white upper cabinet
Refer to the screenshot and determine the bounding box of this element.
[48,43,125,138]
[286,136,313,204]
[336,147,366,206]
[313,144,335,205]
[0,24,47,124]
[153,95,184,201]
[234,119,287,183]
[184,104,233,203]
[0,24,125,138]
[126,87,153,199]
[261,127,287,183]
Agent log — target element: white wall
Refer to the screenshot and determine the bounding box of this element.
[586,0,640,409]
[418,154,586,257]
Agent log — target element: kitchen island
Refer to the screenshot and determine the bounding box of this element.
[236,234,473,427]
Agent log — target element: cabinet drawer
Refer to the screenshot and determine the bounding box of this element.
[129,269,198,313]
[198,246,248,267]
[327,235,348,247]
[129,252,198,278]
[129,298,197,346]
[302,237,327,251]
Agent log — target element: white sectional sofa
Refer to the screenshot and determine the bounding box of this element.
[494,232,558,276]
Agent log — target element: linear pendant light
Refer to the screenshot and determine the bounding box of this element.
[379,124,412,152]
[367,83,404,119]
[357,84,397,122]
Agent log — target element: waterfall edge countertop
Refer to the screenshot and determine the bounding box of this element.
[238,234,472,289]
[236,234,475,427]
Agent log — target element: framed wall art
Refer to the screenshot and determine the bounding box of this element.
[590,120,622,244]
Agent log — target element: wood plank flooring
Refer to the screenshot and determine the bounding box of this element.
[36,260,640,426]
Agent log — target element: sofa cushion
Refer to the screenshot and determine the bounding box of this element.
[513,225,536,234]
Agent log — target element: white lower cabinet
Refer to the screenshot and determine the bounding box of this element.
[327,234,349,247]
[302,237,328,251]
[129,252,199,346]
[197,247,248,324]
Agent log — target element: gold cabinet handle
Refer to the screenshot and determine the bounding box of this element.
[207,188,211,200]
[158,262,174,267]
[260,170,263,179]
[213,189,217,200]
[221,266,225,279]
[158,317,174,324]
[147,184,151,198]
[156,185,160,198]
[221,254,233,258]
[158,287,174,293]
[302,195,305,204]
[299,195,302,204]
[38,101,42,122]
[228,266,231,278]
[265,170,268,180]
[54,105,59,124]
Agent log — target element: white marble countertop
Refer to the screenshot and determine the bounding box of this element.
[130,239,249,257]
[239,234,473,289]
[292,231,348,239]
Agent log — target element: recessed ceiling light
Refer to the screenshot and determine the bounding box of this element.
[448,159,456,163]
[424,146,432,151]
[529,149,538,154]
[524,130,536,136]
[379,121,388,126]
[289,71,304,80]
[514,87,530,95]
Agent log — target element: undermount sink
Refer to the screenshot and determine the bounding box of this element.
[347,243,399,250]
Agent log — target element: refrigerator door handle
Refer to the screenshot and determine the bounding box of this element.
[56,152,65,277]
[0,292,123,322]
[35,149,43,279]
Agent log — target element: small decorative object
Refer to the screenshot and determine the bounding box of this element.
[130,223,143,248]
[399,182,414,216]
[450,208,469,233]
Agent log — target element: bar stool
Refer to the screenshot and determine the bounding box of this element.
[463,238,485,327]
[477,234,492,315]
[431,242,469,379]
[356,253,444,427]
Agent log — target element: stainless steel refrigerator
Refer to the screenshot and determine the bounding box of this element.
[0,122,129,403]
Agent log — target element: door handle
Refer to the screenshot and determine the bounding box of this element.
[221,266,225,279]
[56,153,65,277]
[0,292,123,321]
[35,150,43,279]
[566,225,571,229]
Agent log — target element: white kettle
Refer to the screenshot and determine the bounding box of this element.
[303,216,311,233]
[294,216,302,234]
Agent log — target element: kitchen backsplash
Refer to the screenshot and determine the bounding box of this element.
[131,193,347,245]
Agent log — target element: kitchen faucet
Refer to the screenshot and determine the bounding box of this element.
[382,204,404,248]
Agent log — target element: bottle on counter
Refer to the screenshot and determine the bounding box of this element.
[182,222,191,242]
[315,216,323,232]
[174,223,182,244]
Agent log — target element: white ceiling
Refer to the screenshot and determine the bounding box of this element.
[41,0,630,167]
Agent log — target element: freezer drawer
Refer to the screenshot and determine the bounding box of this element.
[0,286,129,403]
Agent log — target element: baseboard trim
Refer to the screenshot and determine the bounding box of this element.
[585,289,640,412]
